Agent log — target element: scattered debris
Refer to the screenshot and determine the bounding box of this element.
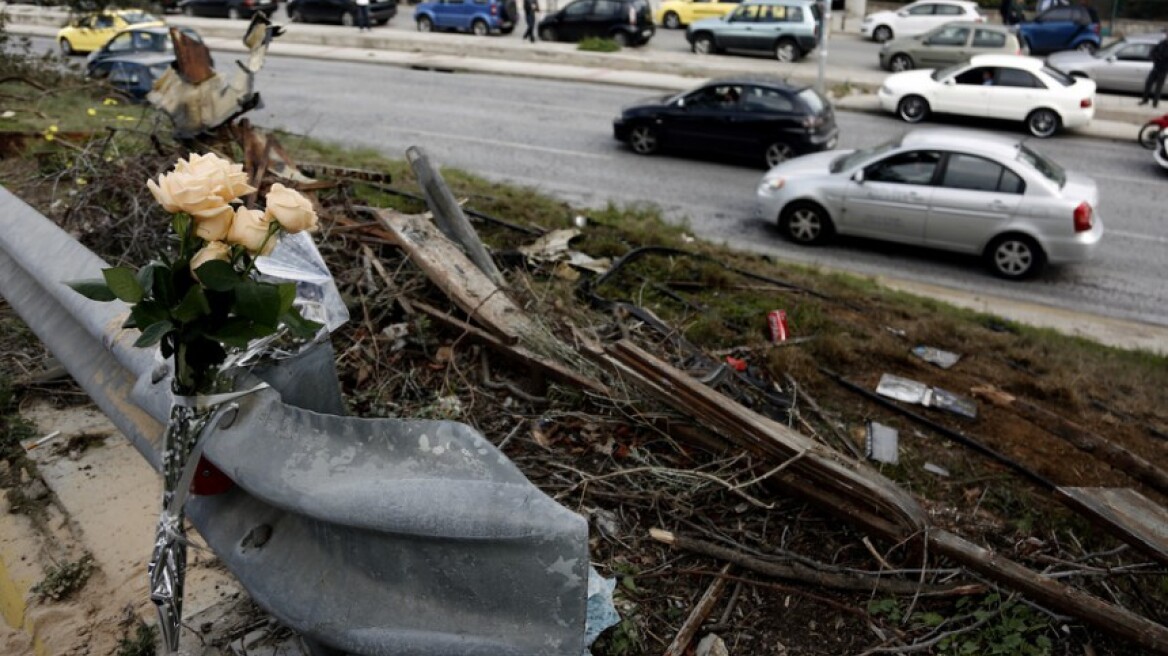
[875,373,977,419]
[865,422,898,465]
[911,345,961,369]
[923,463,950,477]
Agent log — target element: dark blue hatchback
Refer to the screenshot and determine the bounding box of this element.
[1016,5,1101,55]
[103,53,175,101]
[414,0,519,35]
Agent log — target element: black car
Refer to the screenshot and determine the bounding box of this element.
[102,52,175,101]
[613,77,838,168]
[85,26,203,78]
[178,0,277,19]
[288,0,398,25]
[538,0,655,47]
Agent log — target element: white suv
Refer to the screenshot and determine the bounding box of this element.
[861,0,983,43]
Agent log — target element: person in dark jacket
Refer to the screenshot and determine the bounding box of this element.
[1140,32,1168,108]
[523,0,539,42]
[999,0,1017,25]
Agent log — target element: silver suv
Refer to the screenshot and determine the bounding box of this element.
[685,0,820,62]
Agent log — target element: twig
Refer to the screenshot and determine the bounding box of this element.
[663,563,733,656]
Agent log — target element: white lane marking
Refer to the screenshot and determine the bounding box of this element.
[1109,229,1168,245]
[387,127,615,160]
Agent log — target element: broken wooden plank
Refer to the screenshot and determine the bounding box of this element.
[663,562,732,656]
[973,385,1168,499]
[406,146,505,286]
[376,208,536,344]
[1057,487,1168,567]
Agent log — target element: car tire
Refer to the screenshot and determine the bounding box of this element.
[629,124,659,156]
[471,18,488,35]
[889,53,913,72]
[539,26,556,41]
[780,202,834,245]
[663,11,681,29]
[611,31,628,47]
[692,33,715,55]
[1139,122,1162,150]
[774,38,798,62]
[59,38,75,56]
[341,11,356,26]
[897,95,929,123]
[1026,108,1060,138]
[417,15,434,31]
[986,234,1045,280]
[1074,41,1097,54]
[228,6,243,19]
[764,142,796,169]
[872,25,892,43]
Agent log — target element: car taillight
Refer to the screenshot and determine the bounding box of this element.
[1080,97,1092,108]
[1092,24,1100,34]
[1073,202,1093,233]
[491,4,497,13]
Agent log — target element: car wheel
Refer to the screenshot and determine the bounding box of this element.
[341,11,356,26]
[889,53,913,72]
[1026,108,1060,138]
[986,234,1045,280]
[779,202,834,245]
[471,19,488,35]
[764,142,796,169]
[897,95,929,123]
[1075,41,1097,54]
[774,38,797,62]
[663,11,681,29]
[1139,122,1162,150]
[228,6,243,19]
[611,31,628,47]
[417,15,434,31]
[59,38,75,56]
[290,8,304,21]
[629,124,659,155]
[539,26,556,41]
[872,25,892,43]
[692,34,715,55]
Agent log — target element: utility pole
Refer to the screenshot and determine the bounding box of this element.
[816,0,831,96]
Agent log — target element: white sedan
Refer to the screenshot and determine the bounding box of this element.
[877,54,1096,138]
[860,0,983,44]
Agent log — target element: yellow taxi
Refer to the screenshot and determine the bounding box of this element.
[57,10,165,56]
[654,0,741,29]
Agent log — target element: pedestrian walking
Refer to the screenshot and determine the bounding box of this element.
[355,0,372,31]
[523,0,539,42]
[999,0,1017,25]
[1140,31,1168,108]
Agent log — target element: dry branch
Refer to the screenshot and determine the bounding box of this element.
[664,563,733,656]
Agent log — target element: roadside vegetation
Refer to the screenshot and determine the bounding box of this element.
[1,41,1166,656]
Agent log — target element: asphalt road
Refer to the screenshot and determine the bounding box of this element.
[23,34,1168,331]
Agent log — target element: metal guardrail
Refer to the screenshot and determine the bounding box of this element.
[0,186,590,655]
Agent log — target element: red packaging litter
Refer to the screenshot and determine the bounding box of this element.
[767,310,789,343]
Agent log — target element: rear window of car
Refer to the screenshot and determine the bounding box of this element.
[1041,65,1075,87]
[1016,144,1066,187]
[796,88,826,114]
[941,153,1024,194]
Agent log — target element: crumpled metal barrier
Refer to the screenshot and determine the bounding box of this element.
[0,187,589,655]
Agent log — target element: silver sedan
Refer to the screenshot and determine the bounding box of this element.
[1047,33,1164,95]
[754,129,1104,279]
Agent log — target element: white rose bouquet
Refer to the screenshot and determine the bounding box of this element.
[69,152,323,396]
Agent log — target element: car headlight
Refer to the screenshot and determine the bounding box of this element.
[760,177,785,191]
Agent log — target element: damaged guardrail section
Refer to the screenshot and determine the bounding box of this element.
[0,186,590,655]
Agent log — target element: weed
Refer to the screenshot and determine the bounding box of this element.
[577,37,621,52]
[32,554,96,601]
[116,621,157,656]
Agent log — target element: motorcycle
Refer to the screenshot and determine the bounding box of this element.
[1138,112,1168,150]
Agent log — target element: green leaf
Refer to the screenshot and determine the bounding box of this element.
[234,281,281,328]
[173,285,211,323]
[195,260,241,292]
[280,307,323,339]
[144,262,175,307]
[66,279,116,302]
[130,301,170,329]
[919,612,944,628]
[276,282,297,315]
[209,318,274,348]
[102,267,144,304]
[133,320,174,348]
[172,214,191,243]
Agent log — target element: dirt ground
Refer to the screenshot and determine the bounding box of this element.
[2,111,1168,655]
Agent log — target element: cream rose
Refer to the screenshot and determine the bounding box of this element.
[147,152,255,219]
[264,183,318,234]
[192,205,234,242]
[227,207,276,256]
[190,241,232,279]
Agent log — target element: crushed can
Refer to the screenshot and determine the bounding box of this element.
[767,309,789,343]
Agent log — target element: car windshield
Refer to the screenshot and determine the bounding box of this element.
[1094,39,1126,59]
[930,63,964,81]
[1042,65,1075,86]
[796,88,826,114]
[1016,143,1066,187]
[122,12,160,24]
[829,136,901,173]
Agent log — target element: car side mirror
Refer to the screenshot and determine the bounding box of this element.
[1106,55,1117,62]
[852,170,865,184]
[944,78,955,85]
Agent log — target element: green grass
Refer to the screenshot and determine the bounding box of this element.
[577,37,621,52]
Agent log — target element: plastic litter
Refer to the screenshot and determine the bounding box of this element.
[584,567,620,655]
